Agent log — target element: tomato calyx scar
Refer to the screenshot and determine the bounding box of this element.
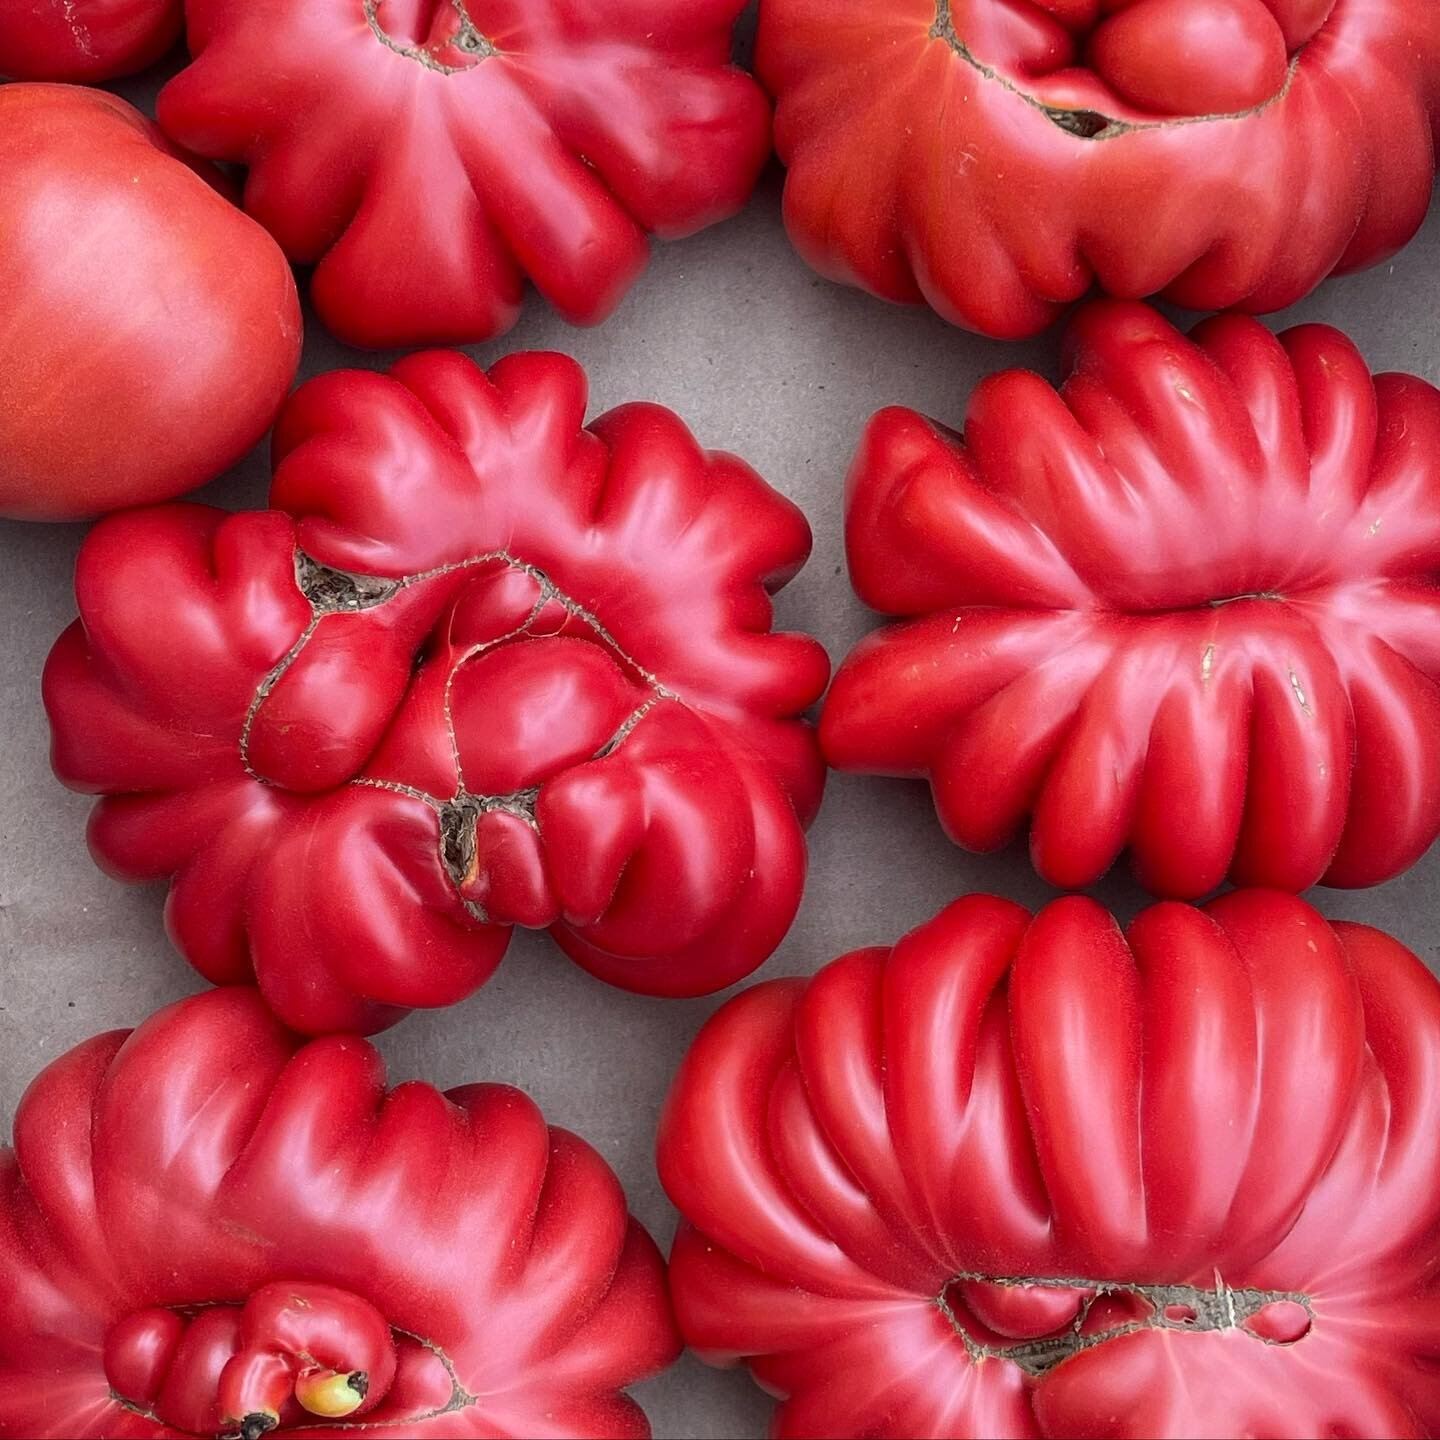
[251,547,680,927]
[106,1292,480,1436]
[363,0,497,74]
[938,1271,1314,1376]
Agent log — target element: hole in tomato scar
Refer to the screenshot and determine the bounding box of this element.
[295,552,400,612]
[1243,1299,1313,1344]
[1163,1302,1197,1324]
[1045,106,1114,138]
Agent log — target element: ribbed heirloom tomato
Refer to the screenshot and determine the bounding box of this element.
[659,890,1440,1438]
[0,987,680,1438]
[43,350,829,1035]
[0,0,181,81]
[759,0,1440,336]
[0,85,301,521]
[824,300,1440,897]
[154,0,772,348]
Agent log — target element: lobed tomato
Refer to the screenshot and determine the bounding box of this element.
[824,300,1440,897]
[44,350,829,1034]
[759,0,1440,335]
[0,987,679,1438]
[155,0,772,348]
[660,889,1440,1438]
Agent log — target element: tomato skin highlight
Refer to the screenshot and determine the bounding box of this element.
[658,889,1440,1439]
[0,0,182,82]
[0,85,301,521]
[0,986,680,1438]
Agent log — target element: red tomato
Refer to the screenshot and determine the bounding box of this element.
[0,86,301,521]
[658,889,1440,1439]
[43,350,830,1035]
[758,0,1440,336]
[823,300,1440,897]
[0,986,680,1438]
[0,0,181,81]
[154,0,771,348]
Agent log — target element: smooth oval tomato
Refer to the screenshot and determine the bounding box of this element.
[0,85,302,521]
[43,350,829,1034]
[759,0,1440,336]
[823,299,1440,898]
[0,0,181,81]
[659,889,1440,1438]
[0,986,680,1437]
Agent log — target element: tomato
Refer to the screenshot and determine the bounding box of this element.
[823,300,1440,897]
[43,350,829,1035]
[0,0,181,81]
[758,0,1440,336]
[0,86,301,521]
[658,889,1440,1438]
[0,986,680,1438]
[153,0,771,348]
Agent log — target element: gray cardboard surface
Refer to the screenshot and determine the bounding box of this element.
[3,32,1440,1440]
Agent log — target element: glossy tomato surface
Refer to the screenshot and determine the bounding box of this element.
[154,0,771,348]
[0,85,301,521]
[0,986,680,1438]
[659,889,1440,1438]
[0,0,181,81]
[759,0,1440,336]
[823,300,1440,898]
[43,349,829,1036]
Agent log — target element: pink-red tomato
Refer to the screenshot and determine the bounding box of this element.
[659,889,1440,1438]
[0,85,301,521]
[0,986,680,1438]
[154,0,772,348]
[0,0,181,81]
[823,300,1440,898]
[758,0,1440,336]
[43,350,829,1034]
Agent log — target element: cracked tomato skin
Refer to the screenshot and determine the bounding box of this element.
[758,0,1440,337]
[43,349,829,1036]
[0,0,181,81]
[658,890,1440,1439]
[153,0,771,349]
[0,85,301,521]
[0,986,680,1439]
[822,300,1440,898]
